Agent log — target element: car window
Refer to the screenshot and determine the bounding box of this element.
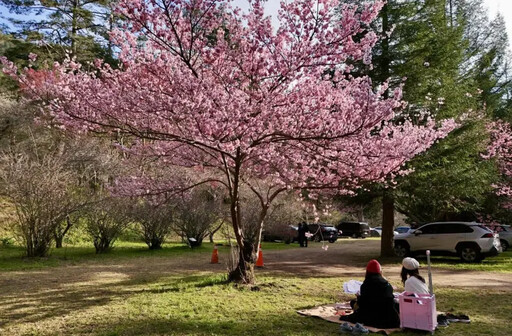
[361,223,369,230]
[438,224,474,233]
[419,224,439,234]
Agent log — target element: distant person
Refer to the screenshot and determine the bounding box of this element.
[340,259,400,328]
[401,257,429,294]
[298,222,308,247]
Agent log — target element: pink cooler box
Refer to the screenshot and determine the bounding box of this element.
[398,292,437,333]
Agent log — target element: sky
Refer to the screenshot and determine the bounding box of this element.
[1,1,511,42]
[232,0,512,41]
[483,0,512,39]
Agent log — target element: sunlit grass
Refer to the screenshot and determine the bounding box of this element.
[1,272,509,336]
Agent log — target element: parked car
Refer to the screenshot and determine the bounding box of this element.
[372,227,399,237]
[394,222,501,262]
[336,221,370,238]
[262,224,298,244]
[306,223,339,243]
[370,228,381,237]
[493,225,512,251]
[395,226,412,234]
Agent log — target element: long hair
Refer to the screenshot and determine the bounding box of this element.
[400,267,426,284]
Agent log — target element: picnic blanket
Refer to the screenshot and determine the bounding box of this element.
[297,303,402,335]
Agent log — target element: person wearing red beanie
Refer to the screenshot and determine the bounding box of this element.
[366,259,382,274]
[340,259,400,329]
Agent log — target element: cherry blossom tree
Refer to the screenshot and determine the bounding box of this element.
[485,121,512,208]
[2,0,456,283]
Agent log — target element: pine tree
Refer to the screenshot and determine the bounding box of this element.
[0,0,116,64]
[338,0,507,256]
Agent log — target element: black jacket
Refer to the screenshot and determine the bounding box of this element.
[343,273,400,328]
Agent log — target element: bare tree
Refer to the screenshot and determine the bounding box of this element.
[129,198,174,250]
[0,153,81,257]
[82,198,132,254]
[0,97,121,250]
[173,187,224,247]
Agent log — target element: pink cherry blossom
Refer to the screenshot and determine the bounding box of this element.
[485,121,512,209]
[1,0,456,283]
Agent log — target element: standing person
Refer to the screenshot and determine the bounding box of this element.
[298,222,308,247]
[297,222,305,247]
[302,223,309,247]
[340,259,400,328]
[401,257,429,294]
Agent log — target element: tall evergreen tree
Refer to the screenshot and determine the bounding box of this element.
[338,0,507,256]
[0,0,116,63]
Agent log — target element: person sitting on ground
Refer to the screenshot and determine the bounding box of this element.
[401,257,429,294]
[340,259,400,329]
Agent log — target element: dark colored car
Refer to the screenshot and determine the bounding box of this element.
[336,221,370,238]
[306,223,339,243]
[262,225,298,244]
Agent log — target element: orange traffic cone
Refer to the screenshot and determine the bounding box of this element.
[255,244,264,268]
[211,244,219,264]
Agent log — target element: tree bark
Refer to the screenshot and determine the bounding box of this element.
[208,223,223,243]
[228,239,256,284]
[226,153,257,283]
[55,236,64,249]
[54,216,73,248]
[381,189,395,257]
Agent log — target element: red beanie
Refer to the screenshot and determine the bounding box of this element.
[366,259,382,274]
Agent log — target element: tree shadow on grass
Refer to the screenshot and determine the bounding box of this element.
[0,270,232,330]
[59,310,337,336]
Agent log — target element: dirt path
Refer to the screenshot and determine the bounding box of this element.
[261,240,512,290]
[1,239,510,298]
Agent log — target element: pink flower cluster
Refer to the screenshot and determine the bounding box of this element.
[2,0,456,196]
[485,121,512,208]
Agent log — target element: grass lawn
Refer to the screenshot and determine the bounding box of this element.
[0,241,293,272]
[0,241,510,335]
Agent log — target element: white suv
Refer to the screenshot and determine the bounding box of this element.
[394,222,501,262]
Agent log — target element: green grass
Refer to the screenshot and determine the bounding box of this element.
[0,240,295,272]
[1,242,511,335]
[2,272,509,336]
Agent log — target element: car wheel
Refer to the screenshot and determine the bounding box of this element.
[328,237,336,243]
[459,246,481,262]
[352,234,357,239]
[500,239,509,252]
[394,242,410,258]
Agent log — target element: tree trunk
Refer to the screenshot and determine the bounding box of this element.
[54,216,73,248]
[70,0,78,58]
[208,222,223,243]
[358,206,365,222]
[55,236,63,248]
[94,236,112,254]
[381,190,395,257]
[225,153,258,284]
[228,239,256,284]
